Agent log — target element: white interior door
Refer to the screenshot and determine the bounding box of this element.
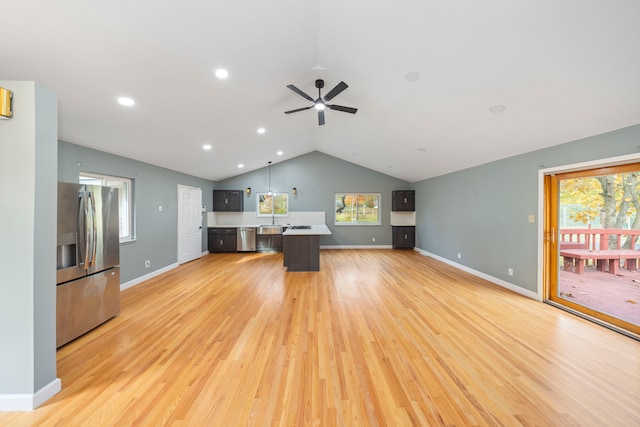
[178,185,202,264]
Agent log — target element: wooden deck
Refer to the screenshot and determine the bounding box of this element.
[1,250,639,426]
[559,266,640,327]
[558,228,640,327]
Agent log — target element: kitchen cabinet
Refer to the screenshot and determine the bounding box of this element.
[257,234,283,252]
[392,190,415,211]
[213,190,244,212]
[283,235,320,271]
[208,228,237,253]
[392,226,415,249]
[392,191,416,249]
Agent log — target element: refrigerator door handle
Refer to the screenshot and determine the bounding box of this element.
[87,191,98,268]
[78,191,89,270]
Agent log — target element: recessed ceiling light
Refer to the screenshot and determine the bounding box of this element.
[237,164,244,168]
[489,105,506,113]
[257,127,266,134]
[276,150,283,156]
[117,97,135,106]
[405,72,420,82]
[215,68,229,79]
[202,144,212,150]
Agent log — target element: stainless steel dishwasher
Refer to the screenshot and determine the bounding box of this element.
[236,227,256,251]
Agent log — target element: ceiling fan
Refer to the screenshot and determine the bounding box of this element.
[284,79,358,125]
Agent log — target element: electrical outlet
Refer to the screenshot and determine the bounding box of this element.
[508,268,514,276]
[145,260,150,268]
[457,253,461,259]
[372,237,376,242]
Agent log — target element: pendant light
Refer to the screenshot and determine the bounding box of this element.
[267,161,272,195]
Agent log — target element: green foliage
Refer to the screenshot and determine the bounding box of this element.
[258,193,288,215]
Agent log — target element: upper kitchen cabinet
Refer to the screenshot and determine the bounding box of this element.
[213,190,244,212]
[392,190,415,211]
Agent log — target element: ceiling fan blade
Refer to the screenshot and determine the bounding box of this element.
[323,81,348,101]
[287,84,314,102]
[318,110,325,126]
[327,104,358,114]
[284,106,313,114]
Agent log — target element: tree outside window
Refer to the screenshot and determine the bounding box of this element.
[335,193,380,225]
[257,193,288,216]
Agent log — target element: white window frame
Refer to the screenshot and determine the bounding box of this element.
[79,172,135,242]
[256,192,289,217]
[334,193,381,225]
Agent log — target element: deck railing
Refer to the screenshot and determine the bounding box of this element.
[559,228,640,251]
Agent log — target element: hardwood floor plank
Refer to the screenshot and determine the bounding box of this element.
[1,250,639,426]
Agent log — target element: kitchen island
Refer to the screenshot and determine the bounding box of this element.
[282,224,331,272]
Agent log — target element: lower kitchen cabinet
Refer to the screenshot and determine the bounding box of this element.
[392,226,415,249]
[208,228,237,253]
[283,235,320,271]
[257,234,283,252]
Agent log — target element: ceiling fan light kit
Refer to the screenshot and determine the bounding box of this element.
[285,79,357,125]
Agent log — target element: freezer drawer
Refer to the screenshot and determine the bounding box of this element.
[56,267,120,347]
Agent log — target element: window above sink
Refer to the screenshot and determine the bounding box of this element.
[257,193,288,217]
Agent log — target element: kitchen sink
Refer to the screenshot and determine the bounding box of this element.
[258,225,283,235]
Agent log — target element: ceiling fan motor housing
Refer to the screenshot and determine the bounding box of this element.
[285,79,357,126]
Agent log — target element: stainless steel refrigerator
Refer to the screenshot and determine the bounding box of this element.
[56,182,120,347]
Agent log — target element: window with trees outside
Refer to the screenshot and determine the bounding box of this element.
[335,193,380,225]
[79,172,134,242]
[257,193,288,217]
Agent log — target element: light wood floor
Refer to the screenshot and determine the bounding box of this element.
[2,250,639,426]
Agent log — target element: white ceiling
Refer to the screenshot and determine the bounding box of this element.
[3,1,640,182]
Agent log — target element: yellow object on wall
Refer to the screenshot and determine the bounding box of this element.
[0,87,13,119]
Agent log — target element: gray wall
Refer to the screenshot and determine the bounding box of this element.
[218,151,410,246]
[58,142,215,283]
[413,124,640,293]
[0,81,57,396]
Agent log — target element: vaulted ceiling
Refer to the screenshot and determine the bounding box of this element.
[3,1,640,182]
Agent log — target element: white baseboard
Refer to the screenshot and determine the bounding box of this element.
[120,263,179,291]
[320,245,393,249]
[414,247,540,300]
[0,378,61,411]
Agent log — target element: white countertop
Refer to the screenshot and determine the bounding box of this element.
[208,224,262,228]
[282,224,332,236]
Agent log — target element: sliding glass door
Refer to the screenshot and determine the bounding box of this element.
[545,163,640,336]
